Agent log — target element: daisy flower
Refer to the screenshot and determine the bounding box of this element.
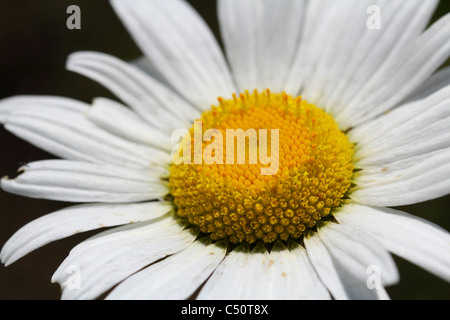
[1,0,450,300]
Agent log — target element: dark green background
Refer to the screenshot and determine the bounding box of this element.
[0,1,449,300]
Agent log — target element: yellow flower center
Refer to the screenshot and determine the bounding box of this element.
[169,90,354,245]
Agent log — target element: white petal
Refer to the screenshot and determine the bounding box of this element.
[324,260,390,300]
[130,56,171,86]
[0,201,173,266]
[375,287,391,300]
[352,148,450,206]
[198,243,330,300]
[329,0,438,113]
[106,239,227,300]
[306,232,393,300]
[299,0,382,106]
[111,0,236,109]
[318,221,399,287]
[0,96,85,122]
[336,11,450,127]
[404,67,450,103]
[286,0,438,107]
[87,98,172,152]
[1,160,168,203]
[352,85,450,163]
[304,235,349,300]
[0,96,170,168]
[218,0,305,93]
[284,0,336,95]
[52,216,197,300]
[67,51,200,131]
[283,242,331,300]
[335,203,450,282]
[355,148,450,184]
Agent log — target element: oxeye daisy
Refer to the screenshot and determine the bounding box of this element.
[1,0,450,301]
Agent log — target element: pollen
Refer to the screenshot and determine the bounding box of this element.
[169,90,354,245]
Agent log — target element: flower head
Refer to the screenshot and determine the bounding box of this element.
[1,0,450,300]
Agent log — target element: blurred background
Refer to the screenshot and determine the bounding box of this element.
[0,0,449,300]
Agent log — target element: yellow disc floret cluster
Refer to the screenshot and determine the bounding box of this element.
[169,90,354,245]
